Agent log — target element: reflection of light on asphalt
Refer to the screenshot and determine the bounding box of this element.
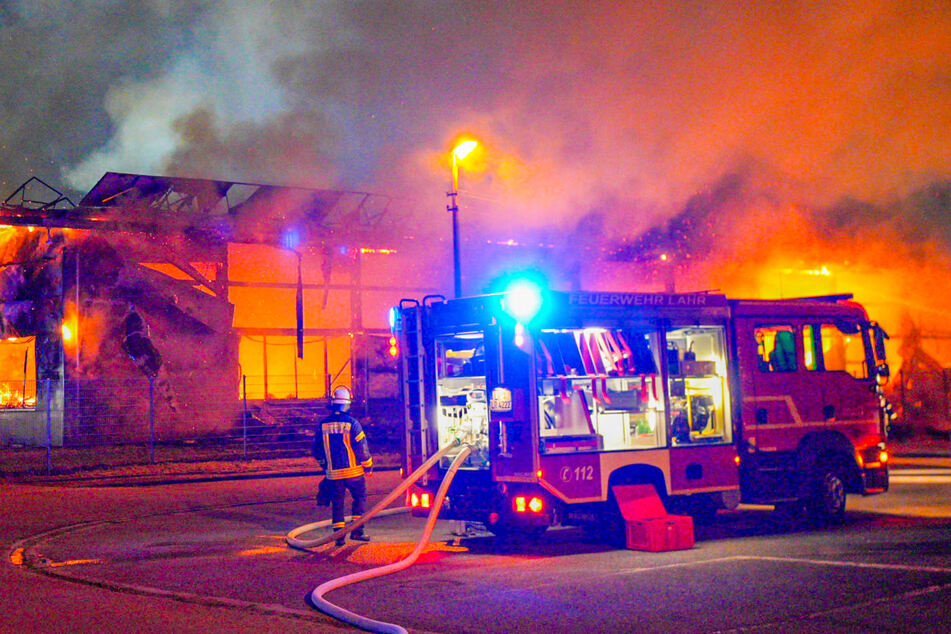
[347,541,468,566]
[238,546,286,556]
[46,559,104,567]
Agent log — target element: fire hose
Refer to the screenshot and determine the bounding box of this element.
[286,441,472,633]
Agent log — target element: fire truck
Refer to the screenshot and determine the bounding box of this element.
[393,286,891,540]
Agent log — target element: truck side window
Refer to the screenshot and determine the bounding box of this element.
[754,325,797,372]
[536,328,666,453]
[803,324,819,371]
[666,326,732,446]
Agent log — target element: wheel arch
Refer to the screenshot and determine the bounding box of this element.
[606,464,668,502]
[796,431,861,493]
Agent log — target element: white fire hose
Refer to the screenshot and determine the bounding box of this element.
[286,441,472,633]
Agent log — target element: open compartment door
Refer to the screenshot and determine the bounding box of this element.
[485,322,539,481]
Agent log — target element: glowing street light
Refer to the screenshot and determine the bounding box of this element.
[447,139,477,297]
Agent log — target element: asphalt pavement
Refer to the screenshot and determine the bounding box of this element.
[4,463,951,633]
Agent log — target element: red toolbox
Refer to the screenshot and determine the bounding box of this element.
[612,484,694,552]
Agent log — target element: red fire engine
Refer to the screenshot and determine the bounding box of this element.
[393,286,891,540]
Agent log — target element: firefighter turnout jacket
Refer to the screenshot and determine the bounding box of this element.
[312,410,373,480]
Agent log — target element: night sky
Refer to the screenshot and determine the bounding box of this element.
[2,1,951,331]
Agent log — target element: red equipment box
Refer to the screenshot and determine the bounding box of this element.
[612,484,694,552]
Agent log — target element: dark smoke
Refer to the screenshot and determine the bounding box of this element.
[2,2,951,309]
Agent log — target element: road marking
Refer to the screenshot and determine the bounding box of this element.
[890,474,951,484]
[892,468,951,476]
[715,561,951,633]
[617,556,742,575]
[738,555,951,575]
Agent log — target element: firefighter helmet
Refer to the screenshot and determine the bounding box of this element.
[332,385,353,406]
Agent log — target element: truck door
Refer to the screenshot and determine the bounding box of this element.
[734,318,826,452]
[807,321,878,426]
[484,322,539,481]
[665,324,739,493]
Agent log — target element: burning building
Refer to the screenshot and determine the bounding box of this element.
[0,173,438,448]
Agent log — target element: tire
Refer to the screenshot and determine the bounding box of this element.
[807,462,847,524]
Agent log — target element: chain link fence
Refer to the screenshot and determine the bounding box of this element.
[0,375,402,477]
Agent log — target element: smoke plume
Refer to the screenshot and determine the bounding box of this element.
[2,1,951,353]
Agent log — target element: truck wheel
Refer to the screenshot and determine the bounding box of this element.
[807,462,847,524]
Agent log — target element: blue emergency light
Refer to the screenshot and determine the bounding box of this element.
[501,279,544,323]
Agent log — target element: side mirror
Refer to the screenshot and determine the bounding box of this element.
[873,322,889,362]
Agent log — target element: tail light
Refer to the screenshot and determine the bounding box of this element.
[860,445,889,469]
[409,491,432,509]
[513,495,544,513]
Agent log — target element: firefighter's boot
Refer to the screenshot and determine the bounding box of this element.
[332,522,346,546]
[350,531,370,542]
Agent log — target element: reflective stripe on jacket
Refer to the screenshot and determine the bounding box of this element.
[312,411,372,480]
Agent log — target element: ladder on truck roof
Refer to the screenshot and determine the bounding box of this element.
[733,293,854,303]
[399,300,428,480]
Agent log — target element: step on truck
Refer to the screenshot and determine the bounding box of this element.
[393,287,891,540]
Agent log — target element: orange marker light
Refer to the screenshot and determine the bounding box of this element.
[879,450,889,463]
[734,455,741,466]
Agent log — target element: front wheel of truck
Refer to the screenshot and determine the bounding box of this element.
[807,461,847,524]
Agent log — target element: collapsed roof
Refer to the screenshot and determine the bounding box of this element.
[2,172,392,247]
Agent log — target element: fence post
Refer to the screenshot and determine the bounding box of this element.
[45,378,52,475]
[242,375,248,460]
[148,375,155,464]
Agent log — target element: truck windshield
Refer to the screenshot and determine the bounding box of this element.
[434,333,488,467]
[536,328,667,452]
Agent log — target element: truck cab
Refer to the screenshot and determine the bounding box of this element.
[732,296,890,520]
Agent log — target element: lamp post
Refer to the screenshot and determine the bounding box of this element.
[447,140,477,298]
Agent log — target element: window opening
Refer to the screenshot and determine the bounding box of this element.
[803,324,818,371]
[667,326,732,446]
[536,328,666,453]
[0,336,36,409]
[820,323,868,379]
[238,335,330,399]
[754,324,797,372]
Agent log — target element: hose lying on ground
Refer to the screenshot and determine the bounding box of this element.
[308,445,473,634]
[285,439,462,551]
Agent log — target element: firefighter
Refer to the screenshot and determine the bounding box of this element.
[312,385,373,546]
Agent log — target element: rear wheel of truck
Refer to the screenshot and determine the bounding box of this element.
[807,460,847,524]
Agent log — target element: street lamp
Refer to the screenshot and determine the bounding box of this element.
[447,140,477,298]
